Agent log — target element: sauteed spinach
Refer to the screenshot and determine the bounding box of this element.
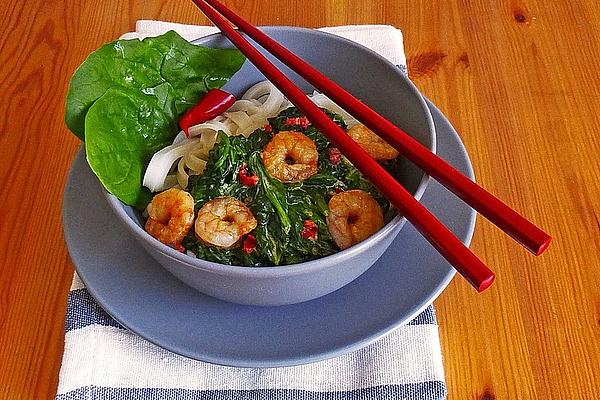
[183,107,395,266]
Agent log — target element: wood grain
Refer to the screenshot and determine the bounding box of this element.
[0,0,598,398]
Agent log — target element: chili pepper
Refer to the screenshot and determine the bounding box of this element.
[263,123,273,133]
[239,163,259,187]
[284,116,310,129]
[335,187,344,194]
[174,243,185,253]
[179,89,236,137]
[301,219,318,240]
[328,147,342,165]
[242,234,257,254]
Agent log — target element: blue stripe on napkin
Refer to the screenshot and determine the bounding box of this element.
[65,288,436,333]
[56,382,447,400]
[407,306,437,326]
[65,289,123,331]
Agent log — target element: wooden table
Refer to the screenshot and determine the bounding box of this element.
[1,1,598,398]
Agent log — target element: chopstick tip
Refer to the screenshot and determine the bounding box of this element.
[477,274,496,292]
[534,235,552,256]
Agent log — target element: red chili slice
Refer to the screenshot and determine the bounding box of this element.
[242,234,257,254]
[175,243,185,253]
[328,147,342,165]
[284,116,310,129]
[263,123,273,133]
[179,89,236,137]
[239,163,259,187]
[301,220,318,240]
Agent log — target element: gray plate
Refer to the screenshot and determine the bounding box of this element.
[62,99,475,367]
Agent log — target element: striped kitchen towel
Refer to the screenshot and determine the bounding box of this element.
[56,22,447,400]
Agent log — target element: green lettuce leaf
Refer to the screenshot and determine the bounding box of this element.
[84,88,172,207]
[64,31,245,207]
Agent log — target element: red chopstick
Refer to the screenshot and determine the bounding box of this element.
[200,0,551,257]
[192,0,496,292]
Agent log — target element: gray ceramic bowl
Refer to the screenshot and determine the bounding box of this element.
[104,27,436,306]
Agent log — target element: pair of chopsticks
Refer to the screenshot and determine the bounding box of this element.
[191,0,551,292]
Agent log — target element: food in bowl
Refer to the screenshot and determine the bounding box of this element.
[68,27,434,305]
[65,31,406,267]
[142,83,403,265]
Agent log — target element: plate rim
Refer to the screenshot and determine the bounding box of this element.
[62,98,475,367]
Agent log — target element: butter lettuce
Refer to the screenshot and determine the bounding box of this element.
[65,31,245,207]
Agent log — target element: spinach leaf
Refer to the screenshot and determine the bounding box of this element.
[248,152,288,265]
[84,88,172,207]
[189,133,253,208]
[65,31,245,207]
[65,30,245,139]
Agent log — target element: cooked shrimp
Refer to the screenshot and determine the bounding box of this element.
[261,131,318,183]
[195,197,257,248]
[347,123,399,161]
[145,188,195,246]
[326,189,384,250]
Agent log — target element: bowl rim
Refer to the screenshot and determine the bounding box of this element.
[104,26,437,278]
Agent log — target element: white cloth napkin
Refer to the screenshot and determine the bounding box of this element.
[120,20,406,68]
[56,21,446,400]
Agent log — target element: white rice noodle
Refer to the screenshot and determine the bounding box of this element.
[173,130,218,189]
[227,99,261,113]
[309,92,359,128]
[187,119,234,138]
[241,80,273,100]
[142,138,202,192]
[176,148,207,189]
[143,81,359,193]
[223,111,253,134]
[190,81,288,139]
